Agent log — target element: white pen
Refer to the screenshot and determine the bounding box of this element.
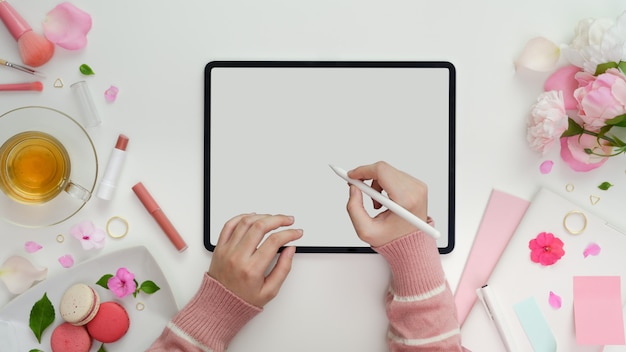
[329,164,440,239]
[477,285,519,352]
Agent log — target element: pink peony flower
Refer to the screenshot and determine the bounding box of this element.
[527,91,569,153]
[544,65,582,110]
[574,68,626,129]
[70,220,105,250]
[43,2,92,50]
[560,134,610,172]
[529,232,565,266]
[107,267,136,298]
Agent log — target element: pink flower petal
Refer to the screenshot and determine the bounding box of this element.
[560,136,608,172]
[549,291,562,309]
[515,37,560,72]
[58,254,74,268]
[104,85,119,102]
[583,243,601,258]
[24,241,43,253]
[0,256,47,294]
[43,2,92,50]
[544,65,582,110]
[539,160,554,174]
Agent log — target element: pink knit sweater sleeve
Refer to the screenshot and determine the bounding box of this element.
[373,222,464,351]
[146,273,261,352]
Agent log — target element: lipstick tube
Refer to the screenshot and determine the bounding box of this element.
[96,134,129,200]
[132,182,187,252]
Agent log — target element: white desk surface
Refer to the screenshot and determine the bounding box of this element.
[1,1,624,351]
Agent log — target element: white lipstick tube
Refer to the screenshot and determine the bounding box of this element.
[97,134,129,200]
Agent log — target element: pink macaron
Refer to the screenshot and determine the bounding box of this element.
[50,322,92,352]
[86,301,130,343]
[59,283,100,326]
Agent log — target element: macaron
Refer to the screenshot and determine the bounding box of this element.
[59,283,100,326]
[86,301,130,343]
[50,322,92,352]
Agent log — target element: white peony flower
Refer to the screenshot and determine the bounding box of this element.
[562,11,626,73]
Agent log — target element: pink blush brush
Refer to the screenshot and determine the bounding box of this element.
[0,0,54,67]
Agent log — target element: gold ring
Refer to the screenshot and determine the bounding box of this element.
[106,216,129,238]
[136,302,145,311]
[565,184,574,192]
[56,234,65,243]
[563,210,587,235]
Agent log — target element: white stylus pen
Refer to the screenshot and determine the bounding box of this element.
[329,165,440,239]
[477,285,519,352]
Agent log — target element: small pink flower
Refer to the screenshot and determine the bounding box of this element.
[104,85,119,102]
[43,2,92,50]
[24,241,43,253]
[70,220,105,250]
[529,232,565,266]
[107,267,136,298]
[58,254,74,268]
[560,134,610,172]
[527,91,569,154]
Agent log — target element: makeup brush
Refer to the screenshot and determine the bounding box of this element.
[0,57,45,76]
[0,82,43,91]
[0,0,54,67]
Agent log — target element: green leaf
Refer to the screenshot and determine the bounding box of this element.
[561,118,584,137]
[98,344,107,352]
[139,280,161,294]
[96,274,114,289]
[133,278,139,298]
[598,182,613,191]
[29,293,55,343]
[618,61,626,73]
[595,61,619,75]
[79,64,95,76]
[29,349,44,352]
[606,114,626,127]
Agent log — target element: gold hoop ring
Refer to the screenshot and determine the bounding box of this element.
[563,210,587,235]
[136,302,145,311]
[565,184,575,192]
[56,234,65,243]
[106,216,129,239]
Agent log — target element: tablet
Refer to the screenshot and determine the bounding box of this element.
[205,61,455,254]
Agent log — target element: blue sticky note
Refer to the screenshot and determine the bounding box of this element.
[513,297,557,352]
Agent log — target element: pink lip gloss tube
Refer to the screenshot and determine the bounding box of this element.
[132,182,188,252]
[96,134,129,200]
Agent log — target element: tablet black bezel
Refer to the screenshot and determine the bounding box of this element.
[204,60,456,254]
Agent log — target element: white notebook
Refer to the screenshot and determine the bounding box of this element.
[462,187,626,351]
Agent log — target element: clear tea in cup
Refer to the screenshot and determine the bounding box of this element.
[0,131,71,204]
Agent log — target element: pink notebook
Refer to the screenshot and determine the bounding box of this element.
[454,189,530,325]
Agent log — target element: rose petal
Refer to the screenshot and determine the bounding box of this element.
[0,256,47,294]
[560,136,609,172]
[544,65,582,110]
[58,254,74,268]
[583,243,601,258]
[549,291,562,309]
[104,85,119,102]
[515,37,561,72]
[24,241,43,253]
[540,160,554,174]
[43,2,92,50]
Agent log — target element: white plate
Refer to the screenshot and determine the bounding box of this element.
[0,246,178,351]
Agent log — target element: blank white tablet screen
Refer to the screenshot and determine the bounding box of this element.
[207,61,455,253]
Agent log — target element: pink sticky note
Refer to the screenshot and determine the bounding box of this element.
[454,189,530,325]
[574,276,625,345]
